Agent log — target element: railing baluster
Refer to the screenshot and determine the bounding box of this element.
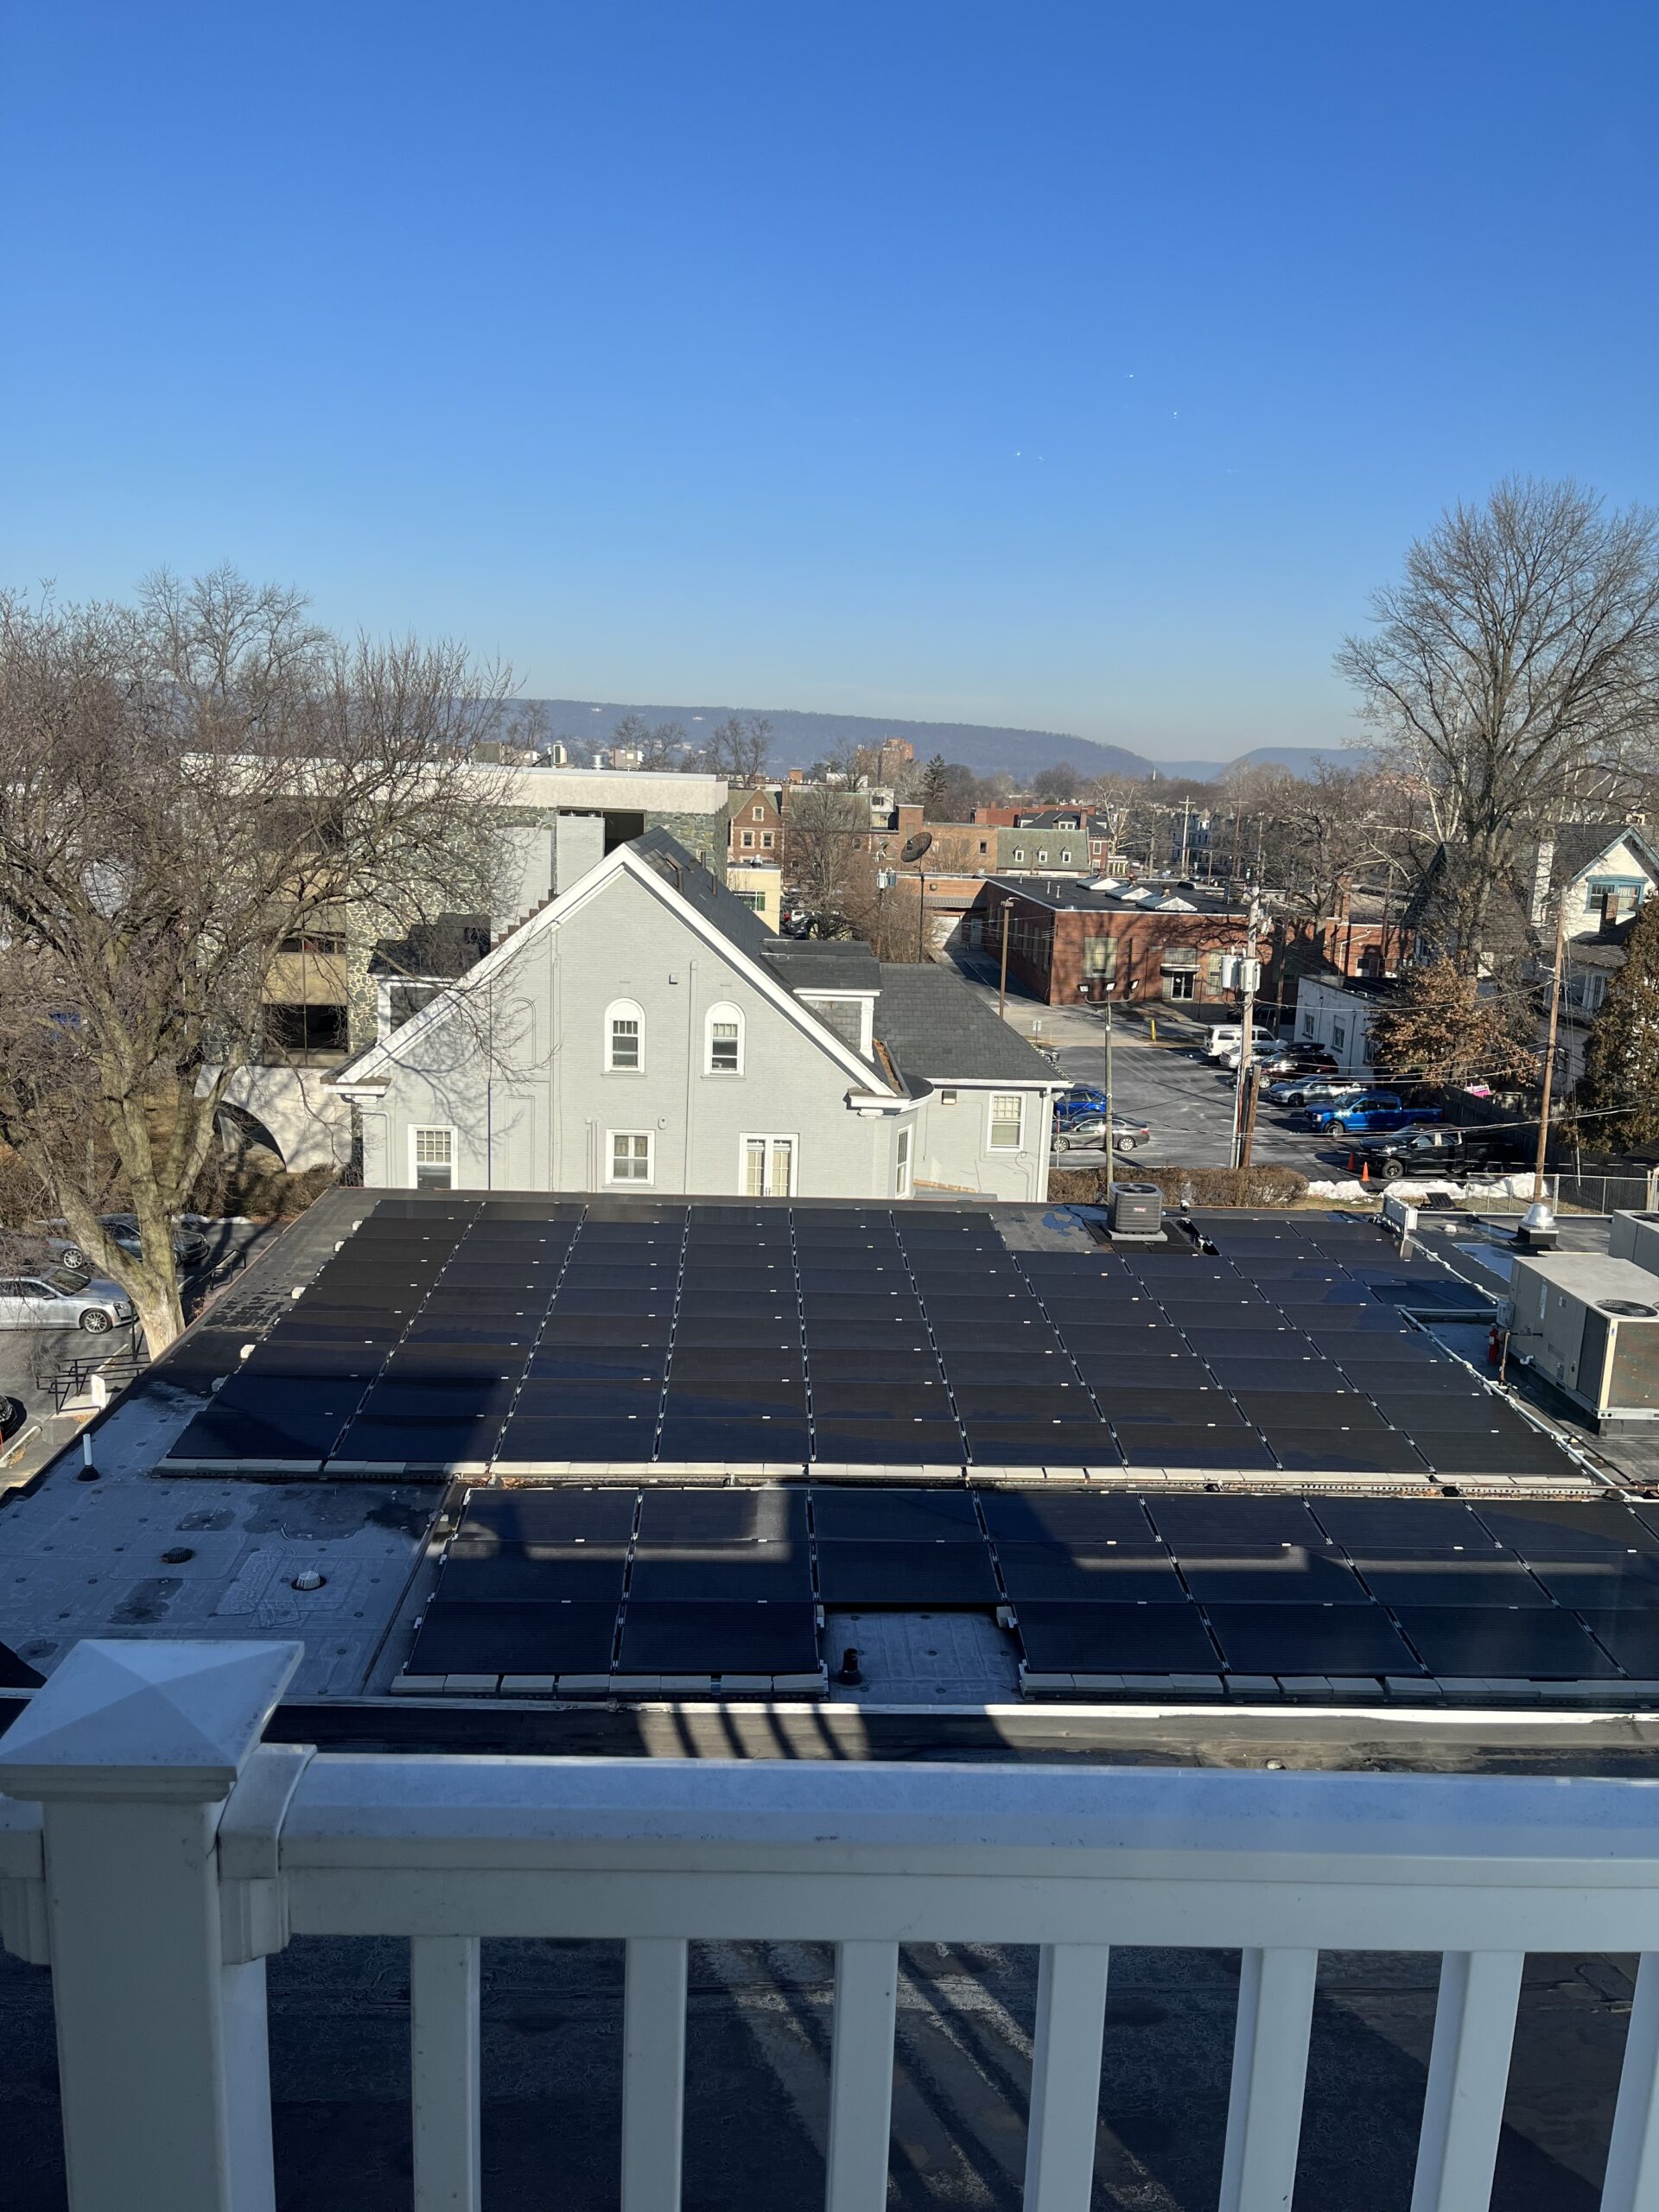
[622,1937,689,2212]
[1603,1953,1659,2212]
[1218,1947,1318,2212]
[1022,1942,1109,2212]
[411,1935,481,2212]
[825,1939,899,2212]
[1409,1949,1523,2212]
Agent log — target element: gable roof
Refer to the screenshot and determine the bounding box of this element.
[1546,822,1659,887]
[873,964,1058,1087]
[328,831,897,1096]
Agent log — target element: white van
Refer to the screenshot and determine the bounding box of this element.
[1205,1023,1279,1062]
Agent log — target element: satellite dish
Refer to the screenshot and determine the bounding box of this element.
[899,830,934,863]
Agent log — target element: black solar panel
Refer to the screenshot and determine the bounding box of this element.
[1393,1607,1623,1679]
[1351,1557,1548,1607]
[460,1488,639,1543]
[811,1486,980,1542]
[1473,1502,1659,1556]
[996,1545,1186,1602]
[409,1600,620,1675]
[615,1604,820,1675]
[1147,1497,1332,1548]
[635,1487,807,1545]
[1014,1601,1219,1674]
[1528,1558,1659,1609]
[1309,1497,1498,1553]
[629,1549,813,1602]
[815,1541,1001,1605]
[977,1490,1155,1544]
[439,1548,629,1603]
[1204,1604,1417,1677]
[1176,1549,1369,1605]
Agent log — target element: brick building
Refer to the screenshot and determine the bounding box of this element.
[964,876,1260,1010]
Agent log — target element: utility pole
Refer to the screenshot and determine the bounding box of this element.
[914,866,927,962]
[1179,797,1191,877]
[1534,898,1566,1203]
[1102,985,1116,1200]
[997,898,1014,1020]
[1233,880,1263,1170]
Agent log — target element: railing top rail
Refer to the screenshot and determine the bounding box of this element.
[279,1751,1659,1887]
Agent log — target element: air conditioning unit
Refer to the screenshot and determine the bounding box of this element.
[1609,1211,1659,1278]
[1109,1181,1163,1239]
[1509,1254,1659,1423]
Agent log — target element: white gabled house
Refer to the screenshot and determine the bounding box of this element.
[327,831,1060,1202]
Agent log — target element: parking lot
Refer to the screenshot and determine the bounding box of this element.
[0,1217,272,1487]
[948,962,1345,1173]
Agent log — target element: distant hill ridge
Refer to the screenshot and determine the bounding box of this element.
[528,700,1343,785]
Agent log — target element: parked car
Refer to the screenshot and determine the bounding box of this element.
[1052,1096,1154,1153]
[1205,1023,1281,1062]
[1351,1125,1535,1180]
[1305,1090,1443,1136]
[1286,1045,1339,1073]
[0,1268,137,1333]
[51,1214,209,1272]
[1265,1074,1363,1109]
[0,1395,26,1442]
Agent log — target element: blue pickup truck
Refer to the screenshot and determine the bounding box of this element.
[1302,1090,1441,1136]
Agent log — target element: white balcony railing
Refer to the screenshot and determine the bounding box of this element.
[5,1639,1659,2212]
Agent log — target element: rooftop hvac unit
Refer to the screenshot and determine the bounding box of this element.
[1509,1254,1659,1423]
[1609,1211,1659,1278]
[1109,1181,1163,1239]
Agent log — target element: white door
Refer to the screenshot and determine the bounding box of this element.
[896,1127,913,1199]
[742,1136,795,1198]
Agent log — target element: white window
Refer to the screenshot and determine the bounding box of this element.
[742,1135,796,1197]
[1013,847,1025,863]
[1037,849,1048,864]
[896,1126,913,1199]
[411,1126,455,1191]
[606,999,644,1072]
[706,1001,744,1075]
[1058,849,1072,864]
[988,1093,1024,1152]
[752,804,765,821]
[608,1131,653,1184]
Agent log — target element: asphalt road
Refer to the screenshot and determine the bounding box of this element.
[945,957,1343,1174]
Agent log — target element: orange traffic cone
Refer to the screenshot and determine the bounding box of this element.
[1360,1160,1370,1185]
[1347,1151,1357,1172]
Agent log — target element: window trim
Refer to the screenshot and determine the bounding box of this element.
[409,1123,458,1191]
[605,998,645,1074]
[705,1001,745,1077]
[987,1092,1025,1154]
[895,1125,913,1200]
[606,1129,655,1185]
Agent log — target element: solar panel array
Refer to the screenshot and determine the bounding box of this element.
[404,1482,1659,1693]
[168,1198,1549,1479]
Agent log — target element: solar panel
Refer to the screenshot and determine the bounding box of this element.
[1147,1497,1332,1548]
[814,1541,1001,1605]
[1473,1502,1659,1556]
[1114,1429,1275,1469]
[628,1549,814,1602]
[459,1488,639,1543]
[331,1417,504,1465]
[408,1601,620,1675]
[439,1548,629,1604]
[1393,1607,1623,1679]
[811,1486,981,1541]
[1203,1603,1417,1677]
[976,1490,1156,1545]
[1577,1611,1659,1674]
[1176,1550,1369,1605]
[635,1488,807,1544]
[1352,1557,1548,1607]
[615,1602,821,1676]
[494,1417,658,1464]
[1309,1497,1498,1553]
[1014,1601,1219,1674]
[995,1545,1186,1602]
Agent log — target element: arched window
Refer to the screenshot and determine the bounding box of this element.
[706,1001,744,1075]
[605,999,644,1072]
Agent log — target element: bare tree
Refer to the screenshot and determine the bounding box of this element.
[701,714,772,781]
[0,569,514,1353]
[1030,761,1084,804]
[1338,479,1659,964]
[783,785,867,931]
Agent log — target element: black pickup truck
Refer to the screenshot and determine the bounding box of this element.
[1351,1124,1536,1179]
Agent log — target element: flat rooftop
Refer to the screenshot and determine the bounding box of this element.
[8,1189,1659,1723]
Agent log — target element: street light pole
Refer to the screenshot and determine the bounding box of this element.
[1103,986,1116,1201]
[915,865,927,963]
[1534,897,1566,1203]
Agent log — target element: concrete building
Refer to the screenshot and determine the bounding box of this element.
[328,831,1058,1202]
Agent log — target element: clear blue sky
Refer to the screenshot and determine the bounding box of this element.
[3,3,1656,759]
